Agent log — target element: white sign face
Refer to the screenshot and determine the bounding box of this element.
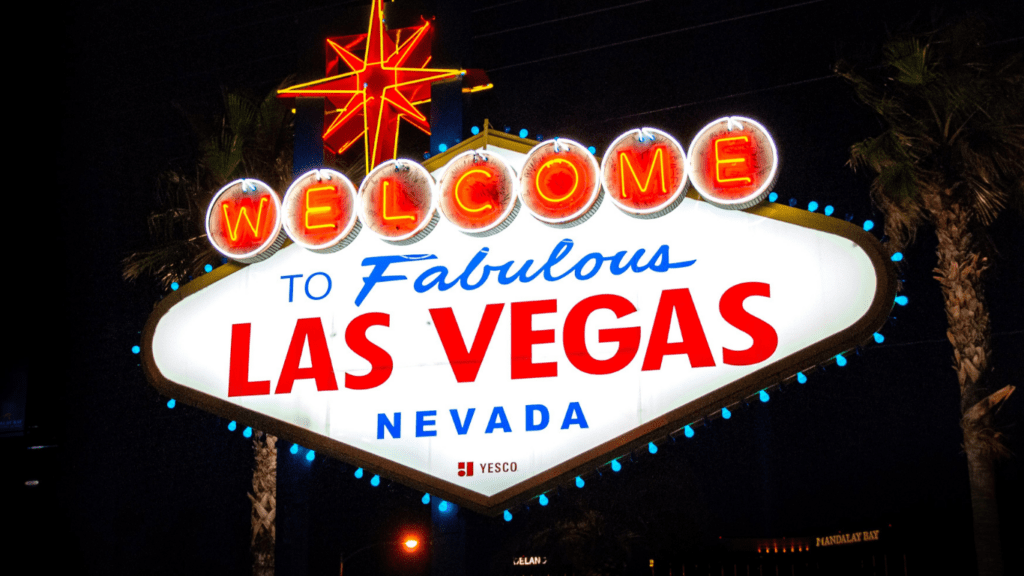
[146,139,894,515]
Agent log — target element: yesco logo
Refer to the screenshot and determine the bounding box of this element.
[205,117,778,263]
[458,461,518,477]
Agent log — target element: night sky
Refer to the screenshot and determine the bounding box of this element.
[14,0,1023,574]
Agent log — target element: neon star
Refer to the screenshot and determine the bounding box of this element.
[279,0,488,172]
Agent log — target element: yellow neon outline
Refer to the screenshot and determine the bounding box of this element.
[534,158,578,203]
[714,135,753,185]
[381,180,415,222]
[304,185,338,230]
[454,169,494,213]
[619,147,667,198]
[462,83,494,93]
[221,196,268,242]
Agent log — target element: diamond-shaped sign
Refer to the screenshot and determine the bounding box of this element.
[143,131,895,515]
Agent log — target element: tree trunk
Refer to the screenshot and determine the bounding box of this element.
[251,433,277,576]
[928,198,1003,576]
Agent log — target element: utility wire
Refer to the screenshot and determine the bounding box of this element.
[486,0,828,72]
[605,74,835,121]
[471,0,535,14]
[473,1,652,39]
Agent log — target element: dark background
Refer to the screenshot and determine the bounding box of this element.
[10,0,1022,574]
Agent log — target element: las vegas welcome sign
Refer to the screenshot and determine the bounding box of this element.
[143,118,896,515]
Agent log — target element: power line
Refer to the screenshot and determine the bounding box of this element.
[486,0,828,73]
[471,0,535,14]
[473,0,652,40]
[605,74,835,122]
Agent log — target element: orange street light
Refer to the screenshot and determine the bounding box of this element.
[404,537,420,552]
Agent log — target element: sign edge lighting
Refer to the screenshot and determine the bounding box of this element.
[141,193,897,516]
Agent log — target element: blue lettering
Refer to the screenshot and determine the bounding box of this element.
[377,413,401,439]
[560,402,589,430]
[281,274,302,302]
[416,410,437,437]
[304,272,332,300]
[355,242,695,303]
[525,404,549,431]
[541,239,575,281]
[357,254,436,306]
[414,266,459,293]
[450,408,476,435]
[485,407,512,434]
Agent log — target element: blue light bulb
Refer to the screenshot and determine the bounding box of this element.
[204,264,213,273]
[354,467,364,479]
[131,345,140,354]
[797,372,807,384]
[895,295,908,306]
[863,220,875,231]
[873,332,885,344]
[422,493,431,505]
[648,442,658,454]
[438,143,447,152]
[768,192,778,202]
[722,407,732,420]
[684,425,695,438]
[824,205,834,216]
[588,146,596,154]
[306,450,315,462]
[471,126,480,135]
[891,252,903,262]
[519,129,528,138]
[290,444,299,455]
[370,474,380,487]
[759,390,770,403]
[503,510,512,522]
[835,354,847,367]
[539,494,549,506]
[611,459,622,472]
[243,426,252,438]
[808,201,819,212]
[227,421,237,431]
[439,500,448,512]
[575,476,585,489]
[171,282,179,291]
[166,399,176,409]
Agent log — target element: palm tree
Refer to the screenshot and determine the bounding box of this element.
[124,85,293,575]
[837,20,1022,576]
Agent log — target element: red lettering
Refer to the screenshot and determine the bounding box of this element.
[345,312,393,390]
[720,282,778,365]
[228,323,271,396]
[511,299,558,379]
[563,294,641,375]
[430,304,504,383]
[641,288,716,371]
[275,318,338,394]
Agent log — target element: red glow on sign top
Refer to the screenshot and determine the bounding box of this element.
[282,169,358,251]
[438,151,517,233]
[688,117,778,209]
[359,160,435,241]
[520,140,600,224]
[601,128,688,216]
[206,179,281,260]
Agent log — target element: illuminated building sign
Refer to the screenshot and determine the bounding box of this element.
[146,120,895,515]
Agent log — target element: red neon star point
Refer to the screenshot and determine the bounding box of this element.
[279,0,472,172]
